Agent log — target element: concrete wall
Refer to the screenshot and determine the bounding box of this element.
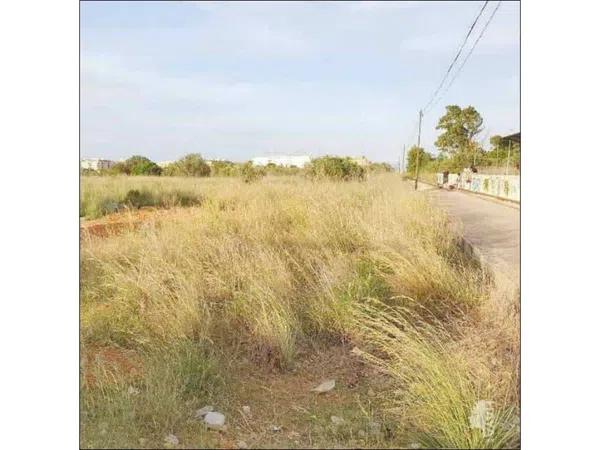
[437,172,520,202]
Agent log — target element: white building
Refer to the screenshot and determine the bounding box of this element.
[251,155,311,168]
[80,158,116,170]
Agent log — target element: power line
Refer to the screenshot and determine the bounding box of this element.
[430,1,502,110]
[422,1,489,113]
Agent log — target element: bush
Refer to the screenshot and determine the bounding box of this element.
[263,163,302,176]
[79,182,204,218]
[306,156,366,181]
[240,162,265,183]
[163,154,211,177]
[210,160,239,177]
[123,189,156,209]
[367,162,394,174]
[108,156,162,176]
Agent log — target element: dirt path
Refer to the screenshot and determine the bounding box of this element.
[214,344,395,449]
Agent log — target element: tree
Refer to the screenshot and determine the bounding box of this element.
[486,135,521,169]
[108,155,162,176]
[434,105,483,155]
[406,146,433,174]
[163,153,211,177]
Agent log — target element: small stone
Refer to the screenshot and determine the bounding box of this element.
[311,379,335,394]
[242,405,251,415]
[195,405,214,419]
[358,430,366,438]
[368,421,383,437]
[237,441,248,449]
[204,411,226,430]
[164,433,179,446]
[369,421,381,432]
[127,386,140,396]
[410,443,421,449]
[270,425,282,432]
[138,437,148,445]
[367,388,375,397]
[330,415,345,425]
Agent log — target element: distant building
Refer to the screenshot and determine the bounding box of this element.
[80,158,116,171]
[251,155,311,168]
[157,160,175,168]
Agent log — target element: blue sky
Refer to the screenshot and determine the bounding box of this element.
[81,1,520,163]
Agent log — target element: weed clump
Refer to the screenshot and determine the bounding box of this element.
[306,156,366,181]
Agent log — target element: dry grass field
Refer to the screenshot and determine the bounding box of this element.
[80,174,519,449]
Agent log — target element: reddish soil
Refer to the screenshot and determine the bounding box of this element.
[80,207,184,238]
[82,346,142,387]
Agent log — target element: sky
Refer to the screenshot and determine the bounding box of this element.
[81,1,520,164]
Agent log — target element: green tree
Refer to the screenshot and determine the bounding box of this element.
[434,105,483,156]
[164,154,211,177]
[108,155,162,176]
[406,146,433,174]
[486,135,521,169]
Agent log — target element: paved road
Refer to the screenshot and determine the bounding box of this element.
[426,187,520,287]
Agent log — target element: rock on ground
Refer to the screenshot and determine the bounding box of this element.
[195,405,214,419]
[330,416,345,425]
[204,411,226,430]
[311,379,335,394]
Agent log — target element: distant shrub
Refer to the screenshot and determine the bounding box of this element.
[240,162,266,183]
[210,160,239,177]
[108,156,162,176]
[306,156,366,181]
[81,168,100,176]
[263,163,302,176]
[80,186,203,218]
[367,162,394,174]
[163,154,211,177]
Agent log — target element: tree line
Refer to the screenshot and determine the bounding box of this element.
[405,105,520,175]
[81,154,394,181]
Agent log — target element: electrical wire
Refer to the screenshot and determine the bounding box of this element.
[422,1,489,113]
[430,1,502,110]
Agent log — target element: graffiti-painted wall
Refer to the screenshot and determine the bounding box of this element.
[436,173,520,202]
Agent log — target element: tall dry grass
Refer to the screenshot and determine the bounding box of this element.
[80,174,516,448]
[353,297,520,449]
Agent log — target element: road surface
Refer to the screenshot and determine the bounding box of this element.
[426,187,520,287]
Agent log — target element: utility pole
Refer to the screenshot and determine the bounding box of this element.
[414,109,423,190]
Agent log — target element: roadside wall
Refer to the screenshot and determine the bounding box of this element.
[437,173,520,202]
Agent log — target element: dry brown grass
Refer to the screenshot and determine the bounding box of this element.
[80,173,517,448]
